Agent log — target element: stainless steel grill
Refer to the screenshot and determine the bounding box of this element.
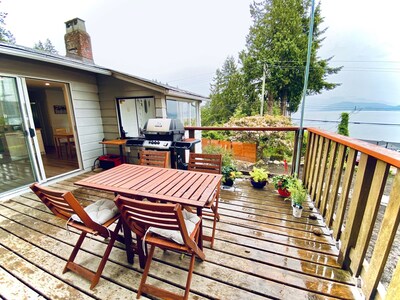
[125,118,199,169]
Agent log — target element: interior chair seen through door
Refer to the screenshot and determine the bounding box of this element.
[187,153,222,248]
[115,195,205,300]
[30,183,122,289]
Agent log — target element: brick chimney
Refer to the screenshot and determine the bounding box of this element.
[64,18,94,63]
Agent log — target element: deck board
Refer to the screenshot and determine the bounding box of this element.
[0,172,363,299]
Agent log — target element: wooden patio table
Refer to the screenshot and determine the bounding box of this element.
[74,163,222,268]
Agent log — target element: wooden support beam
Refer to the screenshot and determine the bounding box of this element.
[302,132,312,183]
[320,142,338,217]
[362,172,400,299]
[386,253,400,299]
[325,144,346,228]
[311,136,324,201]
[348,160,388,275]
[315,138,330,208]
[291,129,300,175]
[306,134,319,192]
[332,148,357,241]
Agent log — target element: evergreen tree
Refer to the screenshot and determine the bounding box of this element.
[202,56,245,125]
[240,0,341,115]
[338,112,349,136]
[0,4,16,44]
[34,38,58,54]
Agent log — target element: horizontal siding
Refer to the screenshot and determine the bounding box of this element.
[1,55,103,171]
[97,75,164,141]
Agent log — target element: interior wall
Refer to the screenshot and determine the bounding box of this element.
[45,89,69,133]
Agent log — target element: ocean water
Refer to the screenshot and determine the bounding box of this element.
[291,110,400,146]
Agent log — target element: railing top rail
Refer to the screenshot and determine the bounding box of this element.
[185,126,301,132]
[308,127,400,168]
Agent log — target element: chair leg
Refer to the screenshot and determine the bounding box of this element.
[210,214,217,248]
[211,204,220,221]
[63,232,87,274]
[89,220,122,289]
[90,235,117,289]
[137,244,155,299]
[183,254,196,300]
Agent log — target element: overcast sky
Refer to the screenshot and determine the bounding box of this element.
[1,0,400,106]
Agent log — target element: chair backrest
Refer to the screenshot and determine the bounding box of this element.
[30,183,106,235]
[188,153,222,174]
[55,128,69,134]
[139,150,169,168]
[115,195,192,245]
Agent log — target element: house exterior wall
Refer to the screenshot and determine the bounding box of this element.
[96,75,166,140]
[0,54,103,170]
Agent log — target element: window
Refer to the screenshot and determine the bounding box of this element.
[166,99,198,126]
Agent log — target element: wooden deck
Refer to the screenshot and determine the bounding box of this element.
[0,171,363,299]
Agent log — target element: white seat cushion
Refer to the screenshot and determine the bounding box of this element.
[148,210,200,245]
[71,199,119,225]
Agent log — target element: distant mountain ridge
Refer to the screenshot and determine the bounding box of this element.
[320,101,400,111]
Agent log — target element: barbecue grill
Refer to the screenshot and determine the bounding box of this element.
[125,118,199,169]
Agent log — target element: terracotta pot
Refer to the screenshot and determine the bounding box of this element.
[277,188,291,197]
[250,178,267,189]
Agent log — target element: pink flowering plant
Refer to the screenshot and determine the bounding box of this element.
[272,174,294,190]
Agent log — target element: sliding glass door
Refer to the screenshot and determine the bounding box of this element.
[0,76,38,196]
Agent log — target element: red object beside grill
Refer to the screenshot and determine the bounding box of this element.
[99,154,121,169]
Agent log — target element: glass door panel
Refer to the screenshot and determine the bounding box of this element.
[0,76,37,194]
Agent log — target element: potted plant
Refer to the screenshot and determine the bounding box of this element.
[249,167,269,189]
[222,165,242,186]
[272,174,294,197]
[288,178,307,218]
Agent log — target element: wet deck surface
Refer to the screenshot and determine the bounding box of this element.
[0,171,362,299]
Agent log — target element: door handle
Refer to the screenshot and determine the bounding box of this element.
[29,128,36,138]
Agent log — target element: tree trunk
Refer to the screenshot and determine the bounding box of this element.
[267,92,274,115]
[280,92,287,116]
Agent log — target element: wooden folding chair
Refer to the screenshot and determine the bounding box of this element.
[188,153,222,248]
[139,150,169,168]
[30,183,123,289]
[115,195,205,300]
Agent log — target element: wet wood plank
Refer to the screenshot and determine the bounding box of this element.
[0,172,362,299]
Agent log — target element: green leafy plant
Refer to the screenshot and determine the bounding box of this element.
[249,167,269,182]
[288,178,307,208]
[272,174,294,190]
[203,145,234,167]
[221,165,242,184]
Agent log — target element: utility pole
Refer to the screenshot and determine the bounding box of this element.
[260,64,266,116]
[295,0,315,175]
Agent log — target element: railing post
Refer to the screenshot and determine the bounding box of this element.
[188,128,195,139]
[362,171,400,299]
[348,160,389,275]
[337,153,378,269]
[332,148,357,241]
[292,129,300,175]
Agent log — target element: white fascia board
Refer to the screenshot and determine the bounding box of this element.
[112,72,167,93]
[166,90,208,102]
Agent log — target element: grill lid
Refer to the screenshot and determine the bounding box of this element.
[143,118,184,134]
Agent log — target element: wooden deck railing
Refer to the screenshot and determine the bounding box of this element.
[303,128,400,300]
[186,125,400,299]
[186,126,301,174]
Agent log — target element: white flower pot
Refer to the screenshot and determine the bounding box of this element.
[292,205,303,218]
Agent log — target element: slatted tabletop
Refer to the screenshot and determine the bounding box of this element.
[74,164,223,208]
